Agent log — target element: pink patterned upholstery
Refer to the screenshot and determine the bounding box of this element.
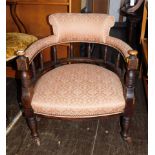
[31,64,125,118]
[25,35,58,62]
[105,36,132,58]
[24,37,131,63]
[23,13,132,63]
[49,13,115,43]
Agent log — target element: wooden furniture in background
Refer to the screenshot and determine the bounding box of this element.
[6,1,38,78]
[86,0,110,13]
[120,1,144,48]
[6,0,81,62]
[140,0,148,98]
[7,0,81,37]
[119,0,125,23]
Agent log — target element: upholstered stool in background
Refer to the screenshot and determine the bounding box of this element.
[6,1,38,77]
[7,32,37,61]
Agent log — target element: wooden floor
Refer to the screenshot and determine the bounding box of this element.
[6,27,148,155]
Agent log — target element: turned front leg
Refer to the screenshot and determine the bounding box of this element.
[16,50,40,146]
[26,116,40,146]
[121,115,132,143]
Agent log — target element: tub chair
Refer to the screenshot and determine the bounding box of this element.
[16,13,138,145]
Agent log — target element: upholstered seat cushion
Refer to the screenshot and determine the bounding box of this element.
[31,64,125,118]
[6,32,37,61]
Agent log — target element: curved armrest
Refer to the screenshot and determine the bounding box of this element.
[105,36,132,59]
[24,35,58,63]
[22,35,134,65]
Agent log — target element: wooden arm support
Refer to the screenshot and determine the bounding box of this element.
[124,50,138,116]
[16,50,40,145]
[16,50,34,117]
[125,50,138,88]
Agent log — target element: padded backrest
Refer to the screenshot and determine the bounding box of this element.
[25,13,132,62]
[49,13,115,43]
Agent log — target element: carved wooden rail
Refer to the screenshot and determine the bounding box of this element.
[21,43,127,84]
[16,41,138,100]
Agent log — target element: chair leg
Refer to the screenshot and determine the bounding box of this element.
[26,116,40,146]
[120,116,132,143]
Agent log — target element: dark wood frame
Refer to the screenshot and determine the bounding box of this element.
[16,42,138,145]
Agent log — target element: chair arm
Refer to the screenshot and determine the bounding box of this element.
[23,34,133,64]
[24,35,58,63]
[105,36,132,59]
[124,50,138,116]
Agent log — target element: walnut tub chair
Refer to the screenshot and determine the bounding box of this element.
[16,13,138,145]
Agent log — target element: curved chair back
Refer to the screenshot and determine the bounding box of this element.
[24,13,132,62]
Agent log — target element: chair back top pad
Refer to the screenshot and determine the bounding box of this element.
[49,13,115,43]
